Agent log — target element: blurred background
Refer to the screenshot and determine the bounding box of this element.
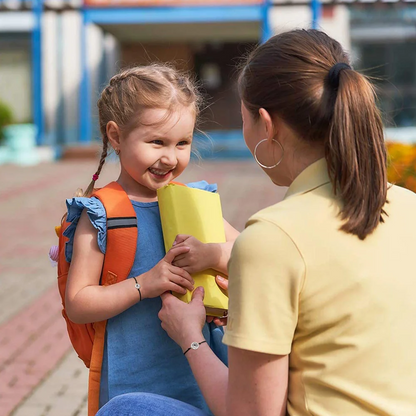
[1,0,416,161]
[1,1,416,415]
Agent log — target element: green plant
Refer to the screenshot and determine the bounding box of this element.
[0,100,13,143]
[386,141,416,193]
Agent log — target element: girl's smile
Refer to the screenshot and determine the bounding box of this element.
[107,106,195,202]
[148,167,175,181]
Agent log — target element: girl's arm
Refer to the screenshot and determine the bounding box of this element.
[159,288,288,416]
[216,219,240,274]
[65,210,195,324]
[172,219,240,275]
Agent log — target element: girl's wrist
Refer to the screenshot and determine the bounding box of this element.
[205,243,220,270]
[134,274,147,301]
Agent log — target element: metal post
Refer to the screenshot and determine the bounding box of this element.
[32,0,44,145]
[311,0,322,30]
[79,11,92,143]
[261,0,272,43]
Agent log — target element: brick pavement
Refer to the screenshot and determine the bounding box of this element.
[0,158,286,416]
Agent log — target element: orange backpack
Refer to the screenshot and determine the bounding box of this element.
[57,182,137,416]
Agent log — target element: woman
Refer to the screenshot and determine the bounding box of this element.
[98,29,416,416]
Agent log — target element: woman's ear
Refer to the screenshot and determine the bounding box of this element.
[258,108,276,143]
[106,121,121,151]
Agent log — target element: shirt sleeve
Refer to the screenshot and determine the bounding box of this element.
[223,217,305,355]
[63,197,107,262]
[186,180,217,193]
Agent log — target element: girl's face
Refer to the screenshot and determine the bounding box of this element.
[115,106,195,199]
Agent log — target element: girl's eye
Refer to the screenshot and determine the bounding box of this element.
[177,141,190,146]
[152,140,163,145]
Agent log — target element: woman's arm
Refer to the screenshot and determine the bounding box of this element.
[159,288,228,416]
[159,287,289,416]
[228,348,288,416]
[66,210,194,324]
[224,218,240,241]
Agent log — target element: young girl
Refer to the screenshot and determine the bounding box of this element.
[64,64,238,413]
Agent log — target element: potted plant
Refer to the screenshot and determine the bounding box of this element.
[386,142,416,193]
[0,100,13,164]
[0,99,39,165]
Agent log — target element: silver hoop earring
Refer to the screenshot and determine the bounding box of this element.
[254,139,284,169]
[115,148,120,156]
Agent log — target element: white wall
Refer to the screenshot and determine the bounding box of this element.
[269,4,351,53]
[319,5,350,52]
[42,10,109,145]
[42,11,83,144]
[269,5,311,35]
[0,11,34,32]
[87,22,106,139]
[42,12,59,145]
[104,33,120,78]
[62,11,82,143]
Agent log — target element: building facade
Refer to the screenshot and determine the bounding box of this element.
[0,0,415,156]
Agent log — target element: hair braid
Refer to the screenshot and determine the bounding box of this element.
[81,135,109,197]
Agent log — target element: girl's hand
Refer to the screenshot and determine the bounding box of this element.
[172,235,219,274]
[159,287,206,350]
[206,275,229,327]
[138,246,195,299]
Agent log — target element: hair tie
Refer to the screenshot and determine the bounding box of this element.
[92,174,99,182]
[327,62,351,90]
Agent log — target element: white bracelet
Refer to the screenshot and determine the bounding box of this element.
[183,341,206,355]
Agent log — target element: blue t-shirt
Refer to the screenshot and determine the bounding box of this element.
[64,181,227,414]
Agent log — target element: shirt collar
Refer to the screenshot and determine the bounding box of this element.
[284,158,331,200]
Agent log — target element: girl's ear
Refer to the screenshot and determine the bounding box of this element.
[258,108,276,143]
[106,121,121,150]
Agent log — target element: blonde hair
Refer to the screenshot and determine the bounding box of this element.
[80,64,201,197]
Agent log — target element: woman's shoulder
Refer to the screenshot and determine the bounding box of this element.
[64,197,107,262]
[235,212,301,259]
[246,201,290,229]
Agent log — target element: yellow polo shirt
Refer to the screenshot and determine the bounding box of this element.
[223,158,416,416]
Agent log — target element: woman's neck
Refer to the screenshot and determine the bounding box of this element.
[271,144,326,187]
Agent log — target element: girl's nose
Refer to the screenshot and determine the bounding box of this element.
[160,147,177,166]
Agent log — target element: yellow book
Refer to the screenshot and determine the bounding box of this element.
[157,183,228,317]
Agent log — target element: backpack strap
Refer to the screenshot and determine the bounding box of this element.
[88,181,137,416]
[169,181,186,187]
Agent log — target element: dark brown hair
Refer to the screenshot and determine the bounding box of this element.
[79,64,201,197]
[239,29,387,240]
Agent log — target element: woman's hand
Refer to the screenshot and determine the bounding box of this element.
[138,246,195,299]
[159,287,206,351]
[206,275,229,326]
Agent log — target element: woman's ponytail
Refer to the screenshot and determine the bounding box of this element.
[326,69,387,240]
[239,29,388,239]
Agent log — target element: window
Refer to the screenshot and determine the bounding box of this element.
[354,41,416,127]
